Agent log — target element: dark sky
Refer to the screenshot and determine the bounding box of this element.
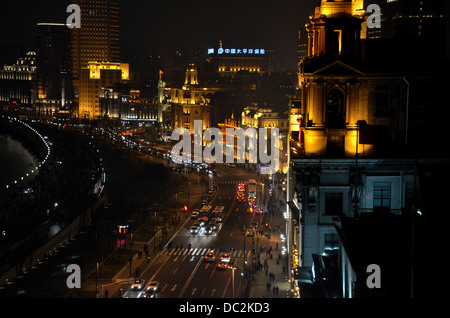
[0,0,318,70]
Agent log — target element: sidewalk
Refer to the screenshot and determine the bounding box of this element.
[246,174,290,298]
[245,219,290,298]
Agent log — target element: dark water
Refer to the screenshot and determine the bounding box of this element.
[0,133,39,189]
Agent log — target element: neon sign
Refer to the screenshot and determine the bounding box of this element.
[208,48,265,55]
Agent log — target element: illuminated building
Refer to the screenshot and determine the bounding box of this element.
[0,52,36,107]
[35,23,72,117]
[218,112,240,161]
[70,0,120,80]
[70,0,120,105]
[99,88,158,122]
[158,64,217,135]
[207,41,276,78]
[79,61,129,119]
[240,105,288,172]
[286,0,450,297]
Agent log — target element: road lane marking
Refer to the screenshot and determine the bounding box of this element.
[178,256,203,298]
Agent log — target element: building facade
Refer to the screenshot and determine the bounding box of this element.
[99,88,158,122]
[70,0,120,81]
[287,0,450,297]
[0,52,37,107]
[207,41,276,78]
[158,64,217,135]
[35,23,72,116]
[78,61,129,119]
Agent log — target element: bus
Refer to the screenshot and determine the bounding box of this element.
[200,205,212,215]
[212,206,224,216]
[248,179,257,199]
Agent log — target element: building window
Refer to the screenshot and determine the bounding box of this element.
[324,192,343,215]
[373,182,391,208]
[324,233,339,252]
[326,88,346,128]
[374,90,390,117]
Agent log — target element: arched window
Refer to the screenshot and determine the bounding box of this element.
[326,88,345,128]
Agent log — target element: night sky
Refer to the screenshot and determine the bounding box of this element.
[0,0,318,71]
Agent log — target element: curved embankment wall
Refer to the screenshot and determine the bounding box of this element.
[0,115,50,166]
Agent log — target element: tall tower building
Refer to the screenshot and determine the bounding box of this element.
[366,0,447,59]
[70,0,120,102]
[35,23,72,115]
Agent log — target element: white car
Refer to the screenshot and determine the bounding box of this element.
[146,281,159,291]
[140,281,159,298]
[191,225,199,234]
[131,278,145,290]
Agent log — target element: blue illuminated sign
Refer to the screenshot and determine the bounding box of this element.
[208,48,265,55]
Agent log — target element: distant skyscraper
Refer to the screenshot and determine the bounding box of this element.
[70,0,120,84]
[35,23,72,115]
[70,0,120,117]
[367,0,445,39]
[366,0,446,56]
[296,29,308,69]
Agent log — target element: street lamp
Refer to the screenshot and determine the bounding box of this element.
[225,261,237,298]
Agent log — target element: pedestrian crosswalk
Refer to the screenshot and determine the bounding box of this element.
[210,180,248,185]
[159,247,250,258]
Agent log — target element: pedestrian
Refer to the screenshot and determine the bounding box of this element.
[276,286,279,295]
[104,289,108,298]
[272,286,276,295]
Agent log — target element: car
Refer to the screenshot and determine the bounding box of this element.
[190,225,199,234]
[131,278,145,290]
[140,281,159,298]
[220,253,231,262]
[141,288,156,298]
[199,217,208,227]
[209,219,218,230]
[145,281,159,291]
[204,226,213,235]
[204,251,216,262]
[217,261,229,269]
[190,211,199,219]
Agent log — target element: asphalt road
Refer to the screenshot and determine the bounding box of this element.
[121,164,269,299]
